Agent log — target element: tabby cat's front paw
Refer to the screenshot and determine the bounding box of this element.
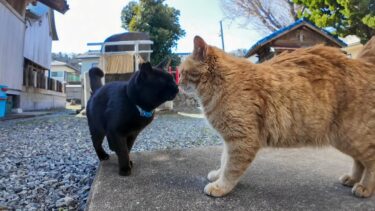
[339,175,357,187]
[207,169,220,182]
[204,181,232,197]
[352,183,373,198]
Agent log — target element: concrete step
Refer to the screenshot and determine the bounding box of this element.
[86,147,375,211]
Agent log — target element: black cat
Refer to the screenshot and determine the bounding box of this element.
[86,60,179,176]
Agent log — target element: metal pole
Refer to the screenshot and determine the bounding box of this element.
[220,20,225,51]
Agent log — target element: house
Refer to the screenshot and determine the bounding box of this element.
[342,35,364,59]
[50,60,81,103]
[0,0,69,113]
[80,32,153,108]
[50,60,80,84]
[76,51,101,78]
[245,18,347,63]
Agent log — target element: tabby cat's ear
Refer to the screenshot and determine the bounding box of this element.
[193,36,207,61]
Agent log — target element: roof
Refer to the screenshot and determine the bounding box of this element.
[245,18,347,58]
[76,51,101,59]
[104,32,151,42]
[51,60,80,73]
[37,0,69,14]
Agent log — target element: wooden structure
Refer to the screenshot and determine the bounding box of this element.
[82,32,153,108]
[245,18,347,63]
[88,32,153,83]
[0,0,69,112]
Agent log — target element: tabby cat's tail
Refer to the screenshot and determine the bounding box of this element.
[88,67,104,93]
[357,36,375,64]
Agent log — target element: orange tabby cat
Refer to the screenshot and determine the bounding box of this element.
[179,36,375,198]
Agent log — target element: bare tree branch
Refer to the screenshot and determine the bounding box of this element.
[221,0,302,35]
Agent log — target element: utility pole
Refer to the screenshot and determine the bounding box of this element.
[219,20,225,51]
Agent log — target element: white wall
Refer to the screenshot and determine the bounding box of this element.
[80,59,99,77]
[0,1,25,93]
[23,9,53,69]
[21,86,66,111]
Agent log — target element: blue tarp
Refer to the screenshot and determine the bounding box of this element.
[27,2,49,18]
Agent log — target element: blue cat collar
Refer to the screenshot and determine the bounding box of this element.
[136,105,154,118]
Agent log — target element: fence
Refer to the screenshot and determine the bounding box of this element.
[168,66,180,84]
[23,62,63,93]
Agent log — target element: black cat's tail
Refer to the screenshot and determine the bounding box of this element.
[89,67,104,93]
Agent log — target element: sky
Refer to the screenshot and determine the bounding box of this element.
[52,0,262,54]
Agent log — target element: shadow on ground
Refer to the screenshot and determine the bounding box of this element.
[87,147,375,211]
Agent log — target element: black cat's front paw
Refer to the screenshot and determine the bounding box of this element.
[98,153,110,161]
[119,167,131,176]
[130,160,133,168]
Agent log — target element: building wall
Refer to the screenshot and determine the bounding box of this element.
[0,1,25,93]
[65,85,82,101]
[50,65,68,82]
[23,8,53,69]
[80,59,99,77]
[273,27,340,48]
[21,86,66,111]
[50,72,65,83]
[51,65,80,83]
[343,43,364,59]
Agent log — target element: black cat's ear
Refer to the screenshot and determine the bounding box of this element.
[156,58,171,71]
[193,36,207,61]
[138,62,153,81]
[140,62,153,73]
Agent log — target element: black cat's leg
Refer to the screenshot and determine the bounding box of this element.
[90,131,109,161]
[107,132,131,176]
[126,133,139,168]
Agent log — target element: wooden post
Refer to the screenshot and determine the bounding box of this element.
[135,42,139,71]
[175,67,179,84]
[33,71,37,88]
[168,66,172,75]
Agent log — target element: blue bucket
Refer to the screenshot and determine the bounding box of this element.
[0,85,8,118]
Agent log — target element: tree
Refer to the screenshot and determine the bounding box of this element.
[121,1,138,30]
[121,0,185,65]
[294,0,375,43]
[221,0,303,34]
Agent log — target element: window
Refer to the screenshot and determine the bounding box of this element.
[67,73,80,82]
[51,72,64,77]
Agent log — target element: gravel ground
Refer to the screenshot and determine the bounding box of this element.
[0,111,221,210]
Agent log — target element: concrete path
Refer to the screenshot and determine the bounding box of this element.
[86,147,375,211]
